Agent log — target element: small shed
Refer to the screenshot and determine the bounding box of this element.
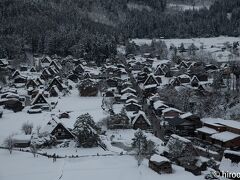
[12,134,31,148]
[149,154,172,174]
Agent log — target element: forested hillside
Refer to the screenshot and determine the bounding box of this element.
[0,0,240,64]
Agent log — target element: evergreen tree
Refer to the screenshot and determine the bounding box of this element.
[188,43,198,56]
[132,129,148,166]
[73,113,100,148]
[74,113,99,131]
[212,71,223,92]
[179,43,186,54]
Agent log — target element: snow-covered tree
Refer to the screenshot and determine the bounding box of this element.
[74,113,99,131]
[150,39,168,59]
[167,138,183,159]
[30,133,57,148]
[78,79,98,96]
[212,71,223,92]
[188,43,198,56]
[166,135,197,165]
[132,129,147,166]
[73,113,100,148]
[179,43,186,54]
[101,96,115,113]
[145,140,157,158]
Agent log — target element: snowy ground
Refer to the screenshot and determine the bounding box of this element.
[0,89,107,145]
[0,149,206,180]
[168,3,209,11]
[132,36,240,62]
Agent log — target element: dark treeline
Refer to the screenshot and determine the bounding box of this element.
[0,0,240,63]
[122,0,240,38]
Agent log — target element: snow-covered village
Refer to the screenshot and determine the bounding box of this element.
[0,0,240,180]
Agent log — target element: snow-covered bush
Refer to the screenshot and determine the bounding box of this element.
[78,79,98,96]
[74,113,100,131]
[101,96,115,113]
[30,133,57,148]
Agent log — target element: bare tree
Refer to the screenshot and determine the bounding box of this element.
[4,135,14,154]
[21,122,33,135]
[36,125,41,135]
[30,144,38,157]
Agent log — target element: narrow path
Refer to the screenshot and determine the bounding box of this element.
[58,159,65,180]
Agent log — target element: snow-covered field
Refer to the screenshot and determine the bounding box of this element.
[132,36,240,62]
[0,149,205,180]
[0,89,107,145]
[168,3,209,11]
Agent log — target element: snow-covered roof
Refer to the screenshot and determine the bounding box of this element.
[107,87,117,92]
[178,74,190,79]
[219,150,240,173]
[153,100,168,110]
[125,102,141,107]
[121,93,137,100]
[0,59,9,65]
[14,74,27,79]
[150,154,170,163]
[196,126,218,135]
[42,68,51,76]
[162,107,182,113]
[170,134,191,143]
[126,98,138,104]
[31,93,48,105]
[191,75,199,83]
[121,87,136,94]
[12,134,31,143]
[40,118,58,134]
[143,74,159,86]
[180,112,193,119]
[165,134,192,153]
[203,122,224,127]
[201,118,240,130]
[132,111,151,126]
[224,150,240,156]
[211,131,240,142]
[1,92,19,98]
[144,84,158,89]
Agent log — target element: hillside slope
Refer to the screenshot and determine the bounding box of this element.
[0,0,239,62]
